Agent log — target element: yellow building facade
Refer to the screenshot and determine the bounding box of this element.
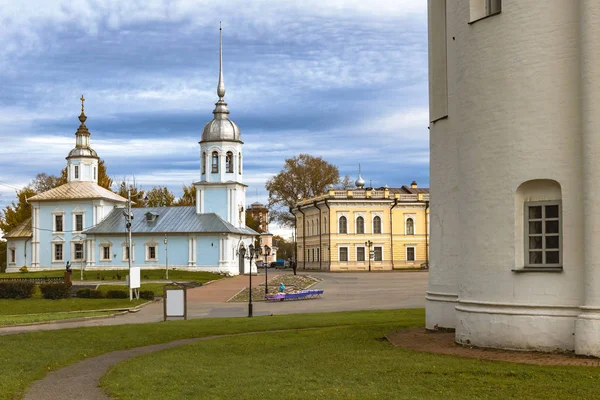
[292,182,429,271]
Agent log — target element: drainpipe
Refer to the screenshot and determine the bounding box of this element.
[324,199,331,271]
[390,198,399,270]
[425,200,430,267]
[297,206,306,270]
[314,201,322,270]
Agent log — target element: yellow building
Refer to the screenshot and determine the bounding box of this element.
[292,181,429,271]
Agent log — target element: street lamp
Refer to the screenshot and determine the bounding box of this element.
[365,240,373,272]
[164,234,169,280]
[264,245,271,296]
[239,243,259,317]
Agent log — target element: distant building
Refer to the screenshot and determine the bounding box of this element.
[426,0,600,357]
[246,202,268,233]
[292,173,429,271]
[4,27,258,275]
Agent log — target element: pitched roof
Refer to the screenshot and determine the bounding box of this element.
[83,206,258,236]
[28,182,127,203]
[390,186,430,195]
[4,217,32,239]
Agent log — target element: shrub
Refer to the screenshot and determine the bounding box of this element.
[89,289,105,299]
[106,290,128,299]
[19,266,28,273]
[140,291,155,300]
[39,283,72,300]
[0,281,36,299]
[76,288,91,298]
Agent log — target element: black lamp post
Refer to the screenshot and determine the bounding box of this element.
[264,245,271,296]
[239,244,258,318]
[365,240,373,272]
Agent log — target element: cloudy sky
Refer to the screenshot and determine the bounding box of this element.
[0,0,429,238]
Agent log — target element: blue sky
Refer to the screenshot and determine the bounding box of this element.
[0,0,429,237]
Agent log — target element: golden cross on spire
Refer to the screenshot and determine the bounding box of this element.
[80,95,85,113]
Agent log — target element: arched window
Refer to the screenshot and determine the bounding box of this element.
[373,216,382,234]
[406,218,414,235]
[211,151,219,173]
[339,216,347,234]
[356,216,365,234]
[226,152,233,173]
[238,153,242,174]
[202,152,206,174]
[316,218,319,235]
[324,217,327,233]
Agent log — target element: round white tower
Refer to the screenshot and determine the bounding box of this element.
[427,1,595,354]
[65,95,100,184]
[195,25,246,227]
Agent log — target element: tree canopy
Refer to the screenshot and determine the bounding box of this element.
[273,235,294,260]
[146,186,176,207]
[174,184,195,206]
[0,187,37,235]
[266,154,340,227]
[245,212,263,234]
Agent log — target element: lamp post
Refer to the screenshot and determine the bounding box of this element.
[164,234,169,280]
[239,243,258,317]
[123,189,134,300]
[365,240,373,272]
[264,245,271,296]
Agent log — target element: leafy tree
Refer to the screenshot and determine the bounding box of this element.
[146,186,176,207]
[31,173,63,193]
[337,175,354,190]
[0,187,37,235]
[96,160,113,190]
[245,212,263,233]
[266,154,340,227]
[273,235,294,260]
[174,184,195,206]
[0,241,6,273]
[116,180,147,208]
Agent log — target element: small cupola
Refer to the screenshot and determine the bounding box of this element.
[411,181,418,188]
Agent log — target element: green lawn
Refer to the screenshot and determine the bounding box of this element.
[1,309,598,400]
[1,269,222,282]
[0,298,146,316]
[0,311,116,326]
[97,283,167,296]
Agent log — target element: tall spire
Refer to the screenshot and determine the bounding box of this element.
[217,22,225,99]
[355,163,366,188]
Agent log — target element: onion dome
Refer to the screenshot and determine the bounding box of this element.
[201,24,242,144]
[66,95,99,159]
[355,163,365,188]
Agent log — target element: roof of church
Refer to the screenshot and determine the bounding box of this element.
[4,217,33,238]
[28,182,127,202]
[84,206,258,236]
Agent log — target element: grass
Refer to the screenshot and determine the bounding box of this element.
[97,283,168,296]
[1,269,223,283]
[0,298,146,315]
[2,309,599,399]
[0,311,116,326]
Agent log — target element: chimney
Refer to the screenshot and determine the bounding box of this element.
[411,181,418,188]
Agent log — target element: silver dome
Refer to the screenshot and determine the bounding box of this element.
[68,147,98,158]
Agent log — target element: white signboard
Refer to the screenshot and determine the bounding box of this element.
[166,289,185,317]
[129,266,141,289]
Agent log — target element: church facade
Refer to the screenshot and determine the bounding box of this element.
[427,1,600,357]
[5,28,258,276]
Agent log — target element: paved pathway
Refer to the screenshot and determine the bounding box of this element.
[0,271,427,336]
[23,328,313,400]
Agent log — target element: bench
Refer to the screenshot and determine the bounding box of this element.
[265,289,324,301]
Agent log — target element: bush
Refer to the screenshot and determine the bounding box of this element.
[19,266,28,273]
[106,290,128,299]
[39,283,72,300]
[140,291,155,300]
[0,281,36,299]
[76,288,91,298]
[90,289,105,299]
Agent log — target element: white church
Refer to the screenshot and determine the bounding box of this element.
[4,27,259,276]
[426,0,600,357]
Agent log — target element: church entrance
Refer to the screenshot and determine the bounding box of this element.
[239,251,245,275]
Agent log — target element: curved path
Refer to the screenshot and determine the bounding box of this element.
[23,328,320,400]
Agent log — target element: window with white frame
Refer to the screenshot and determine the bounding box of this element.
[324,216,327,233]
[525,202,561,266]
[146,241,158,261]
[202,152,206,174]
[53,243,64,262]
[357,247,365,262]
[100,245,112,261]
[406,218,414,235]
[356,216,365,234]
[74,214,84,232]
[317,248,320,262]
[54,214,64,232]
[9,248,16,264]
[226,151,234,173]
[72,242,84,261]
[316,218,319,235]
[339,216,348,234]
[373,216,382,234]
[238,152,242,174]
[374,246,383,261]
[406,246,415,262]
[339,246,348,262]
[74,165,79,179]
[123,242,135,262]
[470,0,501,23]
